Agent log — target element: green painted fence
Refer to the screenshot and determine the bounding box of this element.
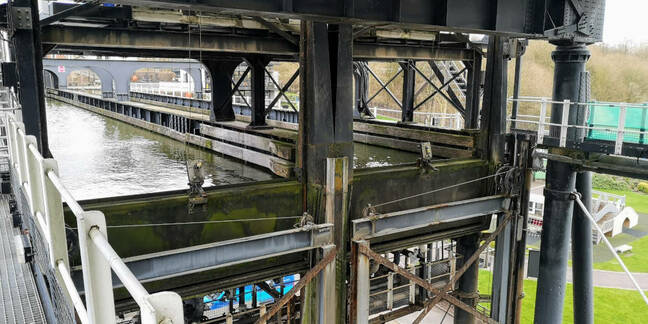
[587,103,648,144]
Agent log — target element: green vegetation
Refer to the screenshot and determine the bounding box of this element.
[593,188,648,214]
[592,174,639,191]
[638,182,648,194]
[478,270,648,323]
[375,114,398,122]
[593,234,648,272]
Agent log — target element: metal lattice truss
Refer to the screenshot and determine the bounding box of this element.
[229,65,252,109]
[353,212,513,324]
[363,60,471,118]
[264,68,299,113]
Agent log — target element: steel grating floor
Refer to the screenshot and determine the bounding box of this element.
[0,195,46,324]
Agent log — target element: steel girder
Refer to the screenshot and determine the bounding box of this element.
[41,25,477,61]
[71,223,333,291]
[352,195,510,241]
[108,0,545,37]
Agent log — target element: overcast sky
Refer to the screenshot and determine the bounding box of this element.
[603,0,648,45]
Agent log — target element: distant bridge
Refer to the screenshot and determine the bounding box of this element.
[43,58,205,101]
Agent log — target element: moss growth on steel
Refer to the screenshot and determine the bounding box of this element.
[65,180,302,260]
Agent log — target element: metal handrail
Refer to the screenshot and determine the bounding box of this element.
[3,111,184,323]
[507,97,648,154]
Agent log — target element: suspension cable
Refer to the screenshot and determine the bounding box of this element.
[573,193,648,305]
[369,170,511,210]
[70,216,303,229]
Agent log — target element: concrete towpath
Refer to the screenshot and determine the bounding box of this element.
[566,268,648,290]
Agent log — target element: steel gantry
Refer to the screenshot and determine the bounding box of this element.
[0,1,622,324]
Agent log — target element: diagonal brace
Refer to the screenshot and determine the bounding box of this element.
[226,66,251,109]
[366,66,403,108]
[255,247,338,324]
[413,63,466,114]
[265,68,299,113]
[40,1,102,26]
[413,213,513,323]
[252,16,299,46]
[358,245,498,324]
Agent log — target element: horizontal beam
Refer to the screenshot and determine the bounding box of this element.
[110,0,543,37]
[352,195,509,240]
[41,25,298,56]
[73,224,333,290]
[354,43,475,61]
[42,25,476,61]
[536,152,648,181]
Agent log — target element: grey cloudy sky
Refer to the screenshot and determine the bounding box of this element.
[603,0,648,45]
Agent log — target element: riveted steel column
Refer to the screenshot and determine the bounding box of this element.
[573,171,593,324]
[464,53,483,129]
[299,21,353,324]
[9,0,50,156]
[534,44,590,324]
[400,60,416,123]
[455,233,480,324]
[247,55,270,128]
[480,36,508,163]
[204,59,242,122]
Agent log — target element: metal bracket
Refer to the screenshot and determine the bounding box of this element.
[543,188,575,201]
[12,7,33,30]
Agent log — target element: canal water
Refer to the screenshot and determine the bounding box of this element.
[46,99,417,200]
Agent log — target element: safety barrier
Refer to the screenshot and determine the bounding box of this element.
[507,96,648,155]
[4,111,184,323]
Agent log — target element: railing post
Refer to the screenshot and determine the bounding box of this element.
[15,124,28,188]
[42,160,69,267]
[615,104,627,155]
[560,99,570,147]
[78,211,116,324]
[538,99,547,144]
[5,118,14,166]
[23,135,40,212]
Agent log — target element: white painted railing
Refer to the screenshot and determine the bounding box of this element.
[370,107,464,129]
[3,101,184,323]
[507,96,648,154]
[130,82,289,108]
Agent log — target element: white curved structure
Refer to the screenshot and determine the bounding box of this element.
[610,207,639,237]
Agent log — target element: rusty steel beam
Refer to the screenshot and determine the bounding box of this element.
[413,213,514,323]
[41,25,476,61]
[108,0,546,37]
[41,25,298,56]
[255,247,337,324]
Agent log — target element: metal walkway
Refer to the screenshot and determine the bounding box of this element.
[0,195,46,324]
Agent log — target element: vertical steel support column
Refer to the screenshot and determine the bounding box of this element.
[464,53,483,129]
[512,135,534,324]
[572,171,593,324]
[534,44,590,324]
[455,233,480,324]
[480,36,508,163]
[510,55,523,130]
[247,56,270,128]
[203,60,242,121]
[299,21,353,324]
[9,0,50,156]
[355,241,370,323]
[400,60,416,123]
[491,213,512,322]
